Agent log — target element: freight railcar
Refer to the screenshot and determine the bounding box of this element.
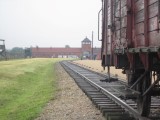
[99,0,160,116]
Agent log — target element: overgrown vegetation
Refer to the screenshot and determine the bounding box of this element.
[0,58,64,120]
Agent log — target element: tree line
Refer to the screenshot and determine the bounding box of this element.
[0,47,31,60]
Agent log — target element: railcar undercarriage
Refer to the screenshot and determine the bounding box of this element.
[103,51,160,117]
[100,0,160,117]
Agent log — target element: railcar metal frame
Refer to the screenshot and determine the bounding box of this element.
[100,0,160,117]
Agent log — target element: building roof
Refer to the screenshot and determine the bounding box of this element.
[32,47,82,53]
[82,37,91,42]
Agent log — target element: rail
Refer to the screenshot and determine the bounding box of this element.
[62,61,151,120]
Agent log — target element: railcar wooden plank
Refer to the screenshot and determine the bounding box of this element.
[121,0,127,8]
[121,28,127,38]
[135,0,144,12]
[149,0,158,5]
[149,31,160,46]
[148,1,158,18]
[121,6,127,17]
[135,10,144,23]
[115,10,120,18]
[135,22,144,35]
[148,16,159,31]
[115,30,120,39]
[121,16,127,28]
[135,34,145,47]
[115,23,120,31]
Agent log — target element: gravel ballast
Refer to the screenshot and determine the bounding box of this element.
[36,63,105,120]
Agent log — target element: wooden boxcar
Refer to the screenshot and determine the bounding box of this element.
[100,0,160,116]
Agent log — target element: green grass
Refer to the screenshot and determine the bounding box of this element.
[0,58,65,120]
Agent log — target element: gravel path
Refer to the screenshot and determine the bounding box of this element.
[35,63,105,120]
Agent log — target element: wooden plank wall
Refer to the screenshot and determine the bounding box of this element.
[133,0,159,47]
[112,0,160,48]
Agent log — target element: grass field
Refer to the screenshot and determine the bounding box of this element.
[0,58,65,120]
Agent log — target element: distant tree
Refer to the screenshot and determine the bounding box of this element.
[65,45,70,48]
[7,47,25,59]
[11,47,24,53]
[24,48,31,58]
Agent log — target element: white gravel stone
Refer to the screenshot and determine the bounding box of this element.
[35,63,105,120]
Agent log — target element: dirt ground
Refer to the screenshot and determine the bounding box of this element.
[73,60,126,80]
[35,63,105,120]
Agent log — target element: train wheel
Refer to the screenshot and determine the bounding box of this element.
[137,71,151,116]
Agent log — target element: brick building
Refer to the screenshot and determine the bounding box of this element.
[31,37,101,59]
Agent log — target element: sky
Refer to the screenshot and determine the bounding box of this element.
[0,0,102,49]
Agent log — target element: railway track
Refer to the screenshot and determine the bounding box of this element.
[61,61,160,120]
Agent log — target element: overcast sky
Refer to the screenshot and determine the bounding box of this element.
[0,0,102,49]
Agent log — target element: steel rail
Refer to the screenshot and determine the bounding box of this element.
[62,61,151,120]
